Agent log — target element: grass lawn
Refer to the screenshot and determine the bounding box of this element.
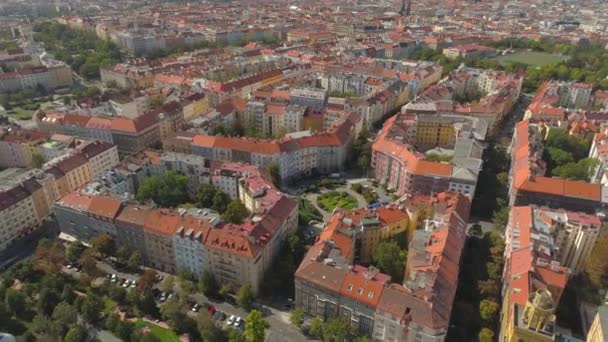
[134,320,180,342]
[318,191,358,212]
[494,51,568,67]
[7,108,34,120]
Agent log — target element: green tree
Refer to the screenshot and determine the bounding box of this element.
[52,301,77,328]
[245,310,268,342]
[479,299,499,324]
[372,240,407,282]
[220,283,232,298]
[223,199,248,224]
[161,275,175,293]
[90,234,114,258]
[309,317,323,338]
[31,152,45,168]
[65,241,84,264]
[267,161,280,187]
[197,312,225,341]
[5,288,26,318]
[479,328,494,342]
[37,288,60,316]
[211,191,231,213]
[322,317,349,342]
[227,327,246,342]
[127,251,142,272]
[136,171,189,207]
[289,308,304,327]
[236,285,253,309]
[64,325,87,342]
[81,295,102,325]
[196,183,217,208]
[198,270,218,297]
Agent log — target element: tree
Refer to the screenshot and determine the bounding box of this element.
[31,313,63,338]
[90,234,114,258]
[211,191,231,213]
[198,270,218,297]
[161,275,175,293]
[223,199,248,224]
[66,241,84,264]
[220,283,232,298]
[5,288,26,318]
[585,237,608,288]
[37,287,60,316]
[79,249,98,276]
[127,251,142,272]
[479,328,495,342]
[32,239,65,274]
[159,297,183,328]
[289,308,304,327]
[309,317,323,338]
[52,301,77,328]
[245,310,268,342]
[136,171,189,207]
[197,312,224,341]
[267,161,280,187]
[322,317,349,342]
[372,240,407,282]
[31,152,45,168]
[236,285,253,309]
[469,224,482,237]
[196,183,217,209]
[64,325,87,342]
[478,280,499,298]
[81,295,102,325]
[139,269,158,293]
[227,327,246,342]
[479,299,499,324]
[179,278,194,303]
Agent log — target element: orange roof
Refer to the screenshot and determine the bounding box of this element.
[413,160,452,177]
[88,196,122,219]
[339,268,386,307]
[143,209,181,235]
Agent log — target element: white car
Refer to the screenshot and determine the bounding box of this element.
[111,274,117,283]
[227,315,236,325]
[130,281,137,288]
[233,317,242,326]
[123,280,131,288]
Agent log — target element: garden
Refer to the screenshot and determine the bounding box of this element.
[317,191,358,212]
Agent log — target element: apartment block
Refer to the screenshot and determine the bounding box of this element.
[295,192,471,341]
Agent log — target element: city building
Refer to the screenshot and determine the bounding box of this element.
[295,192,471,341]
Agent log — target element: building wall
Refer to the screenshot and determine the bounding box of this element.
[295,278,342,319]
[143,230,176,273]
[0,195,37,251]
[173,235,207,277]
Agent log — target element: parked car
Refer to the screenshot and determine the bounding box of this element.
[227,315,236,325]
[233,317,242,327]
[123,280,131,288]
[191,303,201,312]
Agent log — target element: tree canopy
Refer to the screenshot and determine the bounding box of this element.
[244,310,268,342]
[372,240,407,282]
[33,22,123,80]
[136,171,189,207]
[223,199,249,224]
